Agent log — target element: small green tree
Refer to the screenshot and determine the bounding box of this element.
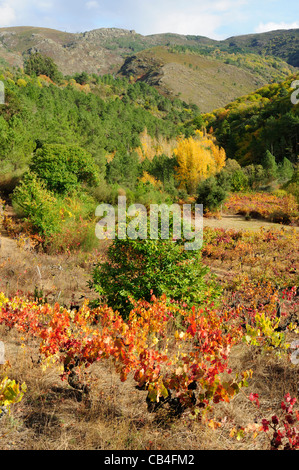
[73,72,89,85]
[12,172,60,236]
[89,221,220,317]
[283,168,299,203]
[24,52,63,83]
[216,159,246,192]
[278,157,294,183]
[197,177,228,212]
[106,151,141,189]
[30,144,100,194]
[230,170,249,192]
[242,164,265,189]
[262,150,278,182]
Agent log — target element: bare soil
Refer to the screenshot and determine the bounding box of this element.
[203,214,299,232]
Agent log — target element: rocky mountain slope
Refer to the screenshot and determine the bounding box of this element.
[0,26,298,112]
[117,46,295,112]
[1,26,298,72]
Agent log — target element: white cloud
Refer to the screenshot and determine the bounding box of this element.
[143,12,223,38]
[210,0,247,12]
[0,2,17,26]
[1,0,296,40]
[38,2,54,11]
[255,21,299,33]
[124,1,249,38]
[86,1,99,9]
[0,0,251,38]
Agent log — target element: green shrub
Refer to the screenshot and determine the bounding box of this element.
[88,177,113,204]
[197,177,228,212]
[12,173,99,251]
[283,168,299,203]
[242,164,265,189]
[133,182,173,208]
[262,150,278,182]
[278,157,294,183]
[30,144,100,195]
[230,170,249,192]
[43,191,98,253]
[272,189,288,198]
[0,170,24,196]
[89,221,220,317]
[45,215,98,254]
[12,172,60,236]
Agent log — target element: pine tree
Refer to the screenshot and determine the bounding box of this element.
[24,52,63,83]
[262,150,278,182]
[278,157,294,183]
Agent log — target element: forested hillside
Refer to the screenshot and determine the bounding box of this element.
[202,75,299,165]
[0,58,298,257]
[0,67,198,176]
[222,29,299,67]
[1,26,298,71]
[0,63,205,251]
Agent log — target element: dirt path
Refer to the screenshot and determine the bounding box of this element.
[203,214,299,232]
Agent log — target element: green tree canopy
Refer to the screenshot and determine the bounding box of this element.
[197,176,228,212]
[89,224,219,317]
[24,52,63,83]
[30,144,100,194]
[278,157,294,183]
[262,150,278,181]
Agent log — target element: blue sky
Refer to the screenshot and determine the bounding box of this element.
[0,0,298,39]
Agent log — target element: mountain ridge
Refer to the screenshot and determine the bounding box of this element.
[0,26,298,112]
[0,26,298,70]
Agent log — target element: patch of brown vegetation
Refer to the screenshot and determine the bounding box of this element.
[0,206,108,307]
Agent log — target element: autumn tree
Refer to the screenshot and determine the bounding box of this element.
[174,130,226,194]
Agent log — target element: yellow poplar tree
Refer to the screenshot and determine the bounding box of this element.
[140,171,162,188]
[174,130,226,194]
[135,128,177,161]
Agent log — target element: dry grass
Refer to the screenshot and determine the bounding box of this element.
[0,210,298,450]
[1,320,298,450]
[0,212,110,307]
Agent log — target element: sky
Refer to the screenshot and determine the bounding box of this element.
[0,0,298,39]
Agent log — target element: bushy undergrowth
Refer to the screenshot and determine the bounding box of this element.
[12,173,99,253]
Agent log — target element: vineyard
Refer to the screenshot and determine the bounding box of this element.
[223,193,299,226]
[0,221,298,450]
[0,38,298,452]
